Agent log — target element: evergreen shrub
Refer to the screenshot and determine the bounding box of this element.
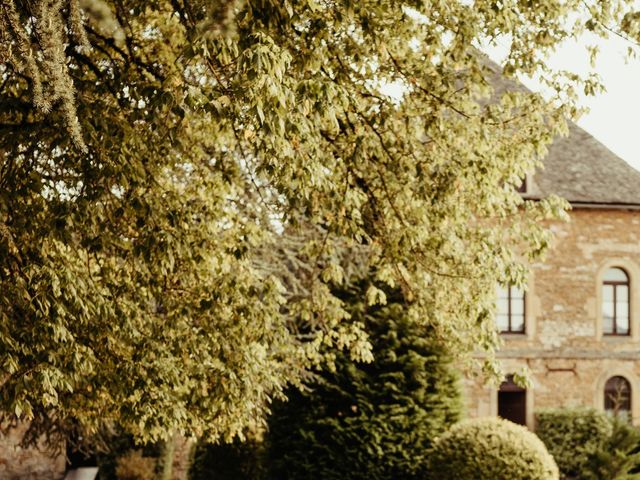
[428,417,559,480]
[264,291,463,480]
[189,438,264,480]
[536,407,612,478]
[583,419,640,480]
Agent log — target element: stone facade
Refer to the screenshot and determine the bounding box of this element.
[0,424,65,479]
[465,207,640,428]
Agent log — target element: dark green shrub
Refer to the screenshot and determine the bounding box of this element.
[264,291,463,480]
[428,417,559,480]
[536,407,612,478]
[583,419,640,480]
[189,437,265,480]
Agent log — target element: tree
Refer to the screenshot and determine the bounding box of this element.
[0,0,638,446]
[264,285,463,480]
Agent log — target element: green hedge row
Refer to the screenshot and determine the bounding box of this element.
[536,407,612,478]
[536,407,640,480]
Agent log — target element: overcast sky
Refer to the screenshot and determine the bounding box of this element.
[487,32,640,172]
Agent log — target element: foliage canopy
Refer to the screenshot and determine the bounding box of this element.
[1,0,638,444]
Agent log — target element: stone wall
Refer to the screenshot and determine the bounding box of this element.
[0,424,65,479]
[465,207,640,427]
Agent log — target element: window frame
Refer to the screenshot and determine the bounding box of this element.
[603,267,631,337]
[497,285,526,334]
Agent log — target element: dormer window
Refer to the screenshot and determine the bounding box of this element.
[496,285,525,334]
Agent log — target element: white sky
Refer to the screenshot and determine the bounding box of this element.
[485,32,640,172]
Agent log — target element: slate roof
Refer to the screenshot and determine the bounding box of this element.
[486,58,640,207]
[533,122,640,207]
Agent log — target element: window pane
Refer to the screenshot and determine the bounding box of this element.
[496,314,509,332]
[603,285,614,302]
[511,315,525,333]
[603,301,614,319]
[604,267,629,282]
[497,298,509,316]
[617,301,629,319]
[603,315,614,334]
[511,298,524,315]
[617,316,630,335]
[510,286,525,300]
[618,286,629,302]
[497,285,509,300]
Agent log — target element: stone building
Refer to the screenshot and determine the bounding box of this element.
[465,121,640,428]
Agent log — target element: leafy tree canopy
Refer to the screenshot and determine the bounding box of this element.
[0,0,638,445]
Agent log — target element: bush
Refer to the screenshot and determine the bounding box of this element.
[189,438,265,480]
[580,420,640,480]
[581,419,640,480]
[94,429,162,480]
[115,450,156,480]
[264,288,463,480]
[428,417,559,480]
[536,407,612,478]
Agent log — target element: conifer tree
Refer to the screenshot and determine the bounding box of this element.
[265,286,463,480]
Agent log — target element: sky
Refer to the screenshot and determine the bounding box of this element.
[486,32,640,172]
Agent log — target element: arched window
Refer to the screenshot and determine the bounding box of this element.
[496,285,525,334]
[603,267,630,336]
[604,376,632,420]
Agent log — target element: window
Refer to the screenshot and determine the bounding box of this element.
[604,376,631,421]
[496,285,525,334]
[603,267,630,336]
[498,375,527,425]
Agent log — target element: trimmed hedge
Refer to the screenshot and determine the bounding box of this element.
[428,417,559,480]
[536,407,612,478]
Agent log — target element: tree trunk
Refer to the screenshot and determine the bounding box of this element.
[159,434,176,480]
